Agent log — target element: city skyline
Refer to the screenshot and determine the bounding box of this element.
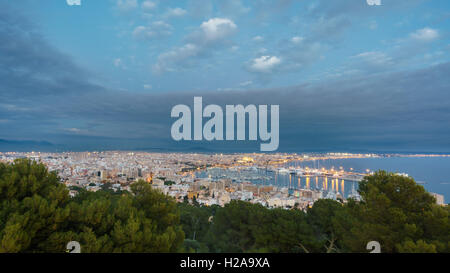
[1,150,446,204]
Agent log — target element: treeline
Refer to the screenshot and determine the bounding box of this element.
[0,159,448,253]
[0,159,183,252]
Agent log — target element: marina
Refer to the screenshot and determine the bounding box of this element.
[196,165,365,200]
[195,155,450,203]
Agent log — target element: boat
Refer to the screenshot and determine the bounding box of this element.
[277,168,290,174]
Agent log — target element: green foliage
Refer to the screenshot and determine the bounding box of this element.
[178,203,212,241]
[0,159,184,253]
[333,171,449,253]
[396,239,437,253]
[199,201,319,253]
[306,199,345,252]
[164,180,175,186]
[0,159,70,252]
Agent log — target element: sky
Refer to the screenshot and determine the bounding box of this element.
[1,0,450,152]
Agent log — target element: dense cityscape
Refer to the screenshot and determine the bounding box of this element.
[1,151,445,209]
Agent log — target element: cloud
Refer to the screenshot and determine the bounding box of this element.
[308,0,411,19]
[153,43,201,73]
[308,15,351,42]
[410,27,439,42]
[303,0,428,44]
[187,0,213,18]
[354,51,391,64]
[257,47,267,54]
[116,0,138,13]
[3,5,450,153]
[164,7,187,18]
[366,0,381,5]
[253,36,264,42]
[66,0,81,6]
[0,3,106,140]
[141,1,157,12]
[66,128,82,133]
[245,35,325,79]
[239,80,253,87]
[243,2,356,80]
[113,58,122,68]
[252,0,295,23]
[0,4,95,101]
[351,51,393,69]
[291,36,303,44]
[48,62,450,152]
[281,0,428,80]
[332,26,443,79]
[153,18,237,73]
[248,56,281,73]
[279,41,325,73]
[217,0,250,17]
[132,21,173,40]
[199,18,237,42]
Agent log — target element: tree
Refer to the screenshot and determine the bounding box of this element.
[67,180,185,253]
[0,159,185,253]
[0,159,71,252]
[178,203,212,242]
[204,200,319,253]
[178,203,215,253]
[334,171,449,253]
[307,199,345,252]
[396,240,437,253]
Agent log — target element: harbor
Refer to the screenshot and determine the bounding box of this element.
[196,165,365,200]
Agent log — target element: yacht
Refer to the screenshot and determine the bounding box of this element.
[277,168,290,174]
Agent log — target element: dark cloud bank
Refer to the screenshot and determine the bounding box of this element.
[1,2,450,153]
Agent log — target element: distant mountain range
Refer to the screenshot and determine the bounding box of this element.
[0,139,55,152]
[0,138,447,155]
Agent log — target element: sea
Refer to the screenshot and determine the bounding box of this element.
[289,156,449,202]
[197,156,450,203]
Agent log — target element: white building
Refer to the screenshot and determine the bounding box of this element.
[430,192,445,205]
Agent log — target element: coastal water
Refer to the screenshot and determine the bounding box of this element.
[197,167,360,199]
[197,156,449,203]
[286,156,450,202]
